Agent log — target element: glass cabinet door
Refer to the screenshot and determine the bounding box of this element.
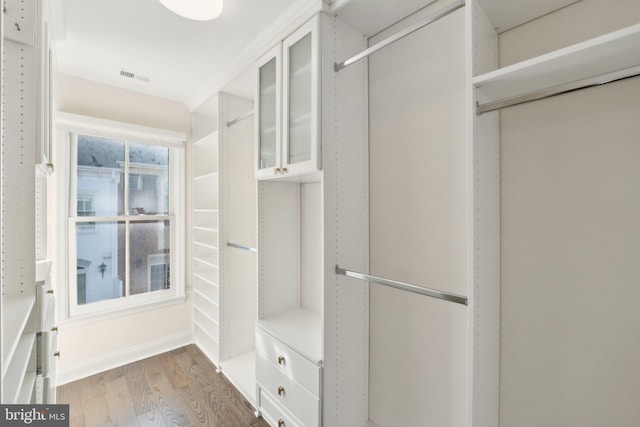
[256,44,282,178]
[282,16,319,175]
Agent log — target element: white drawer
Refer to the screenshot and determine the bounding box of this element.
[259,387,303,427]
[40,330,58,377]
[256,354,320,427]
[36,285,55,332]
[256,327,321,396]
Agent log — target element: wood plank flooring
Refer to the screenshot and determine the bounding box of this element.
[57,345,270,427]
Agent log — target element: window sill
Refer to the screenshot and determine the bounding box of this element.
[60,294,188,328]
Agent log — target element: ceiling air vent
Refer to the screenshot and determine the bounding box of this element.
[119,69,151,83]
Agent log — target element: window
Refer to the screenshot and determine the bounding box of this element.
[77,195,96,230]
[61,114,186,318]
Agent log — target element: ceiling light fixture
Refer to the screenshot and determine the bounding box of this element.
[158,0,223,21]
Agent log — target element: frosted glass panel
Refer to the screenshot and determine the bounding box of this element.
[288,33,312,164]
[259,58,277,169]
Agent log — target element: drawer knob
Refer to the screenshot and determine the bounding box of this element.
[278,419,285,427]
[51,326,58,333]
[278,355,285,365]
[54,351,60,358]
[47,289,54,295]
[277,386,285,396]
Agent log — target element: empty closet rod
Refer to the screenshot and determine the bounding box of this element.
[334,0,465,72]
[335,265,468,306]
[476,65,640,115]
[227,242,257,252]
[226,110,254,128]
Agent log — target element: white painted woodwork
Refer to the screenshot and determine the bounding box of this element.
[256,353,321,427]
[255,12,369,426]
[368,3,468,427]
[474,23,640,105]
[256,16,321,180]
[258,309,323,365]
[217,92,258,405]
[255,327,321,395]
[1,0,40,404]
[494,2,640,426]
[258,387,304,427]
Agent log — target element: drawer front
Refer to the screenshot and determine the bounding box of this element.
[41,330,58,377]
[36,285,55,332]
[259,387,303,427]
[255,328,321,395]
[256,354,320,427]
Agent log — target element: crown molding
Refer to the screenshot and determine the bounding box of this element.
[186,0,328,112]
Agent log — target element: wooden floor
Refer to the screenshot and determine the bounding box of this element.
[57,345,269,427]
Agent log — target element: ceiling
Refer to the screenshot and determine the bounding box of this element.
[53,0,296,108]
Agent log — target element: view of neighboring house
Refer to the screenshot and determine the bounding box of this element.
[75,135,171,305]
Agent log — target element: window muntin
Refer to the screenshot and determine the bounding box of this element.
[71,133,178,312]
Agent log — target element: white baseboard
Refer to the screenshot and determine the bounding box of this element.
[56,331,194,386]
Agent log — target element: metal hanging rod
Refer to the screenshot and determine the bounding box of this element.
[226,110,254,128]
[227,242,257,252]
[477,65,640,115]
[335,265,467,306]
[334,0,465,72]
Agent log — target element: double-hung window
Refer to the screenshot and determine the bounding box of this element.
[61,113,186,317]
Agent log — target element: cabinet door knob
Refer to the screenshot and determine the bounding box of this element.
[47,163,54,173]
[54,352,60,358]
[47,289,54,295]
[51,326,58,333]
[274,167,281,174]
[278,419,285,427]
[282,167,287,174]
[278,355,285,365]
[277,386,285,396]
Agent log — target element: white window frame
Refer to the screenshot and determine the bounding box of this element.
[56,112,187,320]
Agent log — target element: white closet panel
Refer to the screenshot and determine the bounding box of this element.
[368,3,467,427]
[498,2,640,426]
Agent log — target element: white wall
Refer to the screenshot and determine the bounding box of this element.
[54,74,193,384]
[498,1,640,426]
[368,3,468,426]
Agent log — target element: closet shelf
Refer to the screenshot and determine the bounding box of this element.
[474,23,640,111]
[194,257,218,269]
[193,209,219,213]
[194,288,219,307]
[2,333,36,401]
[194,241,219,251]
[193,226,218,233]
[35,259,53,283]
[17,371,36,404]
[2,296,36,365]
[194,172,219,181]
[258,308,322,364]
[194,305,219,328]
[219,351,256,403]
[194,272,218,287]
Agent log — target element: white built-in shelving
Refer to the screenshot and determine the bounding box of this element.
[469,0,640,426]
[216,92,258,404]
[254,12,369,427]
[474,21,640,110]
[192,130,220,365]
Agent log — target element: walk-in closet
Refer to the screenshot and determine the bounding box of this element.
[1,0,640,426]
